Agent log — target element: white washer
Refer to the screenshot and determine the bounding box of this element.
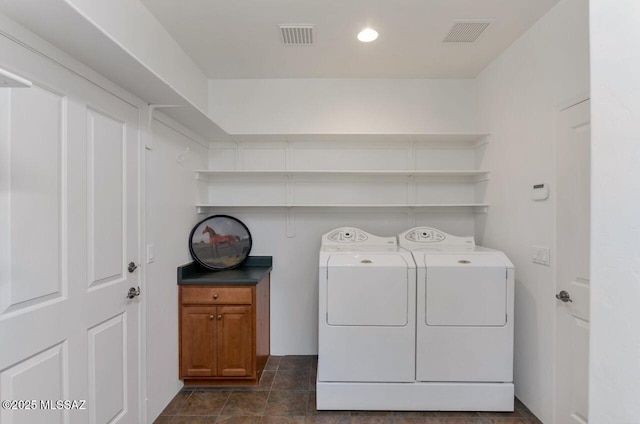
[398,227,515,409]
[317,227,416,407]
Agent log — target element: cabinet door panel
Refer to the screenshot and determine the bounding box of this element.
[217,306,253,377]
[181,306,217,377]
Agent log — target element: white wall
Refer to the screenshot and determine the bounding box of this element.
[474,0,589,422]
[589,1,640,422]
[206,78,478,354]
[145,114,208,421]
[208,79,475,134]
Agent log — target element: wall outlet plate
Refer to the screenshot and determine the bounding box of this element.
[532,183,550,201]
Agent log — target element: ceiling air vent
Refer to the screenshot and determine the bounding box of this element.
[443,20,492,43]
[279,24,314,45]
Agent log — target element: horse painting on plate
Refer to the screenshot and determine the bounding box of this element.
[190,216,252,269]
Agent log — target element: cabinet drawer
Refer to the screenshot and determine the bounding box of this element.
[182,287,253,305]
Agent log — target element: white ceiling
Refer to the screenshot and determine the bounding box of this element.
[141,0,561,79]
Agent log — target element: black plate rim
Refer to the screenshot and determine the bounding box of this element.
[188,214,253,271]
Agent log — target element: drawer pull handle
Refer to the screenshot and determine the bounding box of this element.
[217,315,222,320]
[209,315,214,320]
[213,294,219,299]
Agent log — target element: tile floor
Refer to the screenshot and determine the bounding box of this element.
[155,356,543,424]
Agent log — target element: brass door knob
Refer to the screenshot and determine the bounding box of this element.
[217,315,222,320]
[209,315,214,320]
[213,294,219,299]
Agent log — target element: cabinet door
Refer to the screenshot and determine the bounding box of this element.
[217,305,253,377]
[181,306,217,377]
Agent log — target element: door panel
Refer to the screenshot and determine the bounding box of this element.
[88,314,126,424]
[181,306,217,377]
[0,342,66,424]
[556,100,590,424]
[1,83,66,314]
[87,108,125,288]
[0,34,140,424]
[218,306,253,377]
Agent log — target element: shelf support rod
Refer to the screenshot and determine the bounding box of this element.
[286,208,296,238]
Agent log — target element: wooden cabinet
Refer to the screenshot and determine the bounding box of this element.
[179,275,270,385]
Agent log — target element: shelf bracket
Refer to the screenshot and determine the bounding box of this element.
[146,104,183,150]
[286,208,296,238]
[407,207,416,228]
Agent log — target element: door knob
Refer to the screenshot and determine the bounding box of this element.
[127,286,141,299]
[128,262,138,273]
[555,290,573,303]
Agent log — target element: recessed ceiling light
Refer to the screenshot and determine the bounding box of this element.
[357,28,378,42]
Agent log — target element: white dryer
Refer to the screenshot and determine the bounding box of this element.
[317,227,416,408]
[398,227,515,409]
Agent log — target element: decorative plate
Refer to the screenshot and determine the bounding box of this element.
[189,215,252,270]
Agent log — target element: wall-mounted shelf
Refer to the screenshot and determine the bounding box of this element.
[197,133,492,225]
[196,170,491,179]
[230,133,490,147]
[196,203,490,214]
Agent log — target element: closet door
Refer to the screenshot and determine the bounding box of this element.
[0,35,141,424]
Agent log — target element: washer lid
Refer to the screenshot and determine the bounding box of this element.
[328,254,410,268]
[424,254,507,268]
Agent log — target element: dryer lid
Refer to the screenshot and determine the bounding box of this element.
[424,253,506,268]
[328,254,410,267]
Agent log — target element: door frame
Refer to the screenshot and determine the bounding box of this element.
[552,92,590,424]
[0,16,149,424]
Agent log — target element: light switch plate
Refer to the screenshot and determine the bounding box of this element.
[532,246,551,266]
[147,244,155,264]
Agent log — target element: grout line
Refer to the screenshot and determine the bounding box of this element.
[217,390,232,417]
[162,390,192,417]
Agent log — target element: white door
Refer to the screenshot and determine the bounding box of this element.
[0,35,140,424]
[555,99,590,424]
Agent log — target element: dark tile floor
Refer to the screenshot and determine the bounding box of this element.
[155,356,543,424]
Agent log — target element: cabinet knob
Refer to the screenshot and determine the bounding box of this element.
[209,315,214,320]
[213,294,219,299]
[217,315,222,320]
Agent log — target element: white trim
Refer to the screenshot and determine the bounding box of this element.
[152,110,209,149]
[138,106,148,424]
[0,13,144,109]
[317,380,514,411]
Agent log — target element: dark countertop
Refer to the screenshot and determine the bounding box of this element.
[177,256,272,285]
